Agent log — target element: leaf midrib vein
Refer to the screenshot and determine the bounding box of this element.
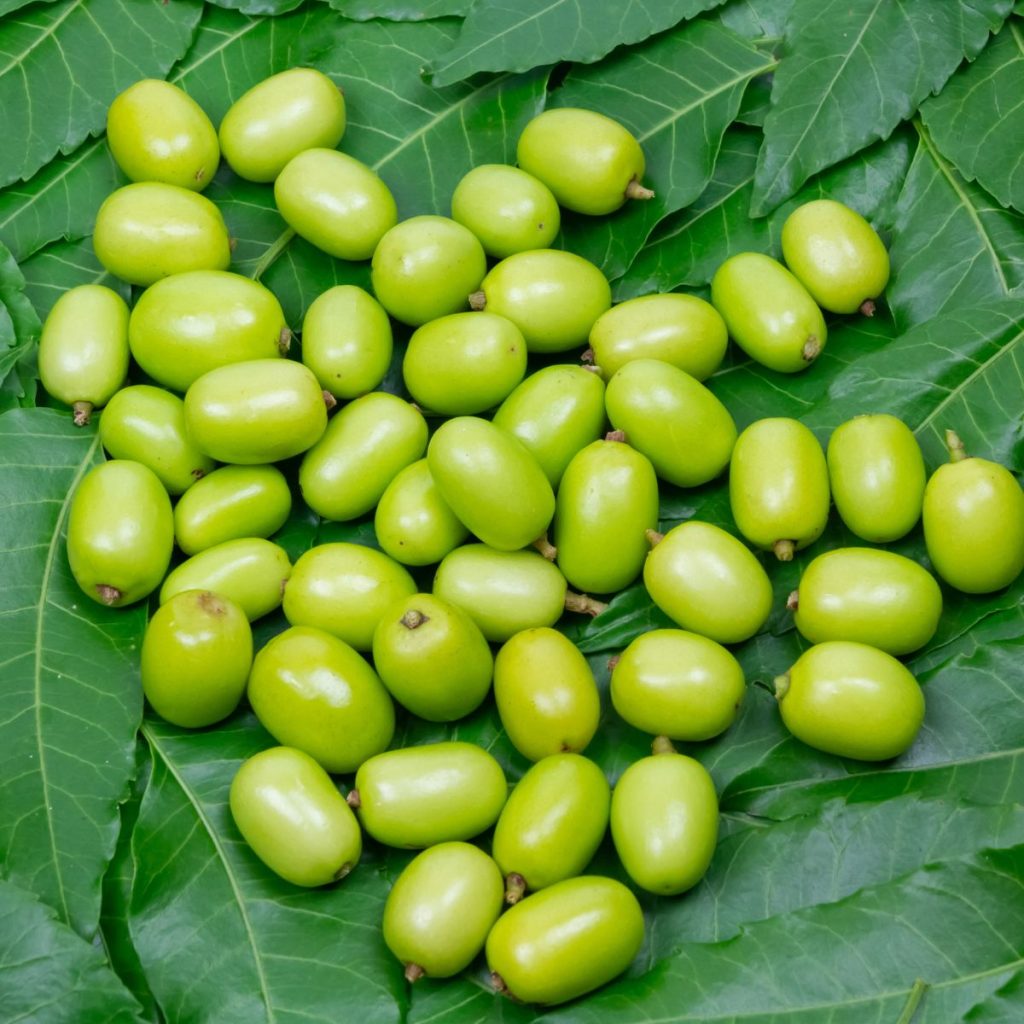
[0,0,83,79]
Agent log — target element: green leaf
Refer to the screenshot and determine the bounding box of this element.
[0,408,146,938]
[718,0,792,39]
[751,0,1011,214]
[19,236,128,322]
[0,241,41,411]
[326,0,471,19]
[207,0,304,14]
[0,0,57,17]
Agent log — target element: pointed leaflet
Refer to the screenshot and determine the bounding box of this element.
[751,0,1010,215]
[0,241,41,412]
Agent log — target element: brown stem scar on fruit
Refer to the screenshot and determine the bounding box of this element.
[333,862,353,882]
[652,735,676,756]
[322,390,338,411]
[533,534,557,561]
[197,591,226,616]
[505,872,527,905]
[191,467,207,480]
[72,401,93,427]
[401,609,429,630]
[773,539,796,562]
[404,964,425,984]
[582,362,603,375]
[95,584,121,606]
[786,590,799,612]
[645,528,665,547]
[859,299,876,317]
[802,337,821,362]
[581,347,595,364]
[491,972,509,996]
[625,178,655,201]
[346,789,361,809]
[469,290,486,311]
[605,429,627,443]
[607,655,621,672]
[278,327,293,354]
[564,592,608,617]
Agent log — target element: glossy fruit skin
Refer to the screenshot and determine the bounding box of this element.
[141,590,252,728]
[372,593,493,721]
[781,199,890,314]
[218,67,345,183]
[67,460,173,607]
[486,876,644,1005]
[353,742,507,848]
[711,253,827,373]
[299,393,427,521]
[173,464,292,556]
[923,455,1024,594]
[730,418,830,557]
[451,164,560,257]
[184,359,327,464]
[99,385,214,495]
[517,107,648,216]
[230,747,362,887]
[301,285,392,400]
[644,521,772,644]
[589,293,728,382]
[491,754,610,894]
[433,544,567,642]
[160,537,291,621]
[554,439,659,594]
[403,312,527,415]
[605,358,737,487]
[494,628,600,761]
[371,216,487,326]
[776,641,925,761]
[283,543,416,652]
[477,249,611,353]
[93,182,230,286]
[248,625,395,774]
[129,271,287,393]
[492,365,607,487]
[827,414,926,542]
[793,548,942,655]
[274,149,398,260]
[611,747,718,895]
[611,629,745,741]
[383,843,504,979]
[373,460,469,567]
[38,285,129,419]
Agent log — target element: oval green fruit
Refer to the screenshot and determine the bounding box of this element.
[711,252,827,373]
[248,625,394,773]
[141,590,252,728]
[230,746,362,887]
[383,842,504,981]
[775,641,925,761]
[486,876,644,1005]
[352,742,507,848]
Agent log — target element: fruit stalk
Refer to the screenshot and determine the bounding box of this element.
[505,872,527,905]
[945,429,967,463]
[564,592,608,617]
[72,401,93,427]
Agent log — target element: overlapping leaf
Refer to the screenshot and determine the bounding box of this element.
[0,241,41,412]
[327,0,470,19]
[18,237,127,321]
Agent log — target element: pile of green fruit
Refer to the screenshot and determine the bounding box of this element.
[40,66,1024,1007]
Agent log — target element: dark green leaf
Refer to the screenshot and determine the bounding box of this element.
[717,0,792,40]
[326,0,471,19]
[0,241,41,411]
[207,0,304,14]
[0,0,58,18]
[18,236,128,321]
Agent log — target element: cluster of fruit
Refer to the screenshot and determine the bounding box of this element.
[40,65,1024,1007]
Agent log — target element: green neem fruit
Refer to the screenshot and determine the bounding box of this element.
[173,465,291,557]
[605,358,737,487]
[230,746,361,887]
[374,460,469,567]
[129,271,288,393]
[93,182,230,286]
[106,78,219,191]
[283,542,416,652]
[729,417,830,560]
[923,431,1024,594]
[301,285,392,401]
[827,413,926,543]
[383,842,504,981]
[516,107,652,216]
[351,742,507,848]
[427,416,555,551]
[774,641,925,761]
[554,438,658,594]
[372,593,493,721]
[792,548,942,656]
[218,67,345,183]
[486,876,644,1005]
[433,544,569,642]
[160,537,291,621]
[38,284,129,426]
[494,628,599,761]
[371,216,486,326]
[141,590,252,728]
[299,392,427,521]
[67,460,173,607]
[643,521,772,645]
[248,625,394,773]
[184,359,327,465]
[711,253,827,373]
[99,385,214,495]
[781,199,890,315]
[589,293,728,382]
[610,738,718,895]
[450,164,560,258]
[491,753,610,900]
[403,312,527,415]
[610,629,745,741]
[274,149,397,261]
[472,249,611,354]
